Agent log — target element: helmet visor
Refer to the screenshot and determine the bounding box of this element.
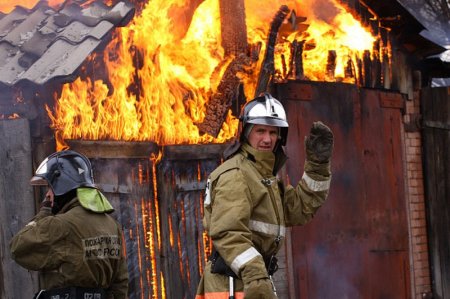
[30,157,50,186]
[246,116,288,128]
[30,175,48,186]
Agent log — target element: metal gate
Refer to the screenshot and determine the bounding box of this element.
[275,81,411,298]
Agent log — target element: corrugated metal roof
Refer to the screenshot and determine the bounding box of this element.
[0,1,135,88]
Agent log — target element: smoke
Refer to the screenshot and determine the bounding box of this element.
[294,0,341,24]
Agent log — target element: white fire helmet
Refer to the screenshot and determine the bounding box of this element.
[240,93,289,146]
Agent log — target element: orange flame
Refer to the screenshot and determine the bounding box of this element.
[0,0,65,12]
[44,0,380,149]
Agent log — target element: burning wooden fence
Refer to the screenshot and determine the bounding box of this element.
[0,0,448,298]
[67,141,227,298]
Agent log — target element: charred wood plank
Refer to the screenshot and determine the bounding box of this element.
[195,0,249,138]
[363,50,372,87]
[326,50,337,81]
[254,5,290,97]
[197,54,251,137]
[66,140,160,158]
[0,118,37,298]
[292,40,305,80]
[219,0,248,57]
[345,56,355,81]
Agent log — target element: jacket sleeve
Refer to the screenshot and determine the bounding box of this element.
[209,169,267,280]
[10,213,69,271]
[283,159,332,226]
[108,228,129,299]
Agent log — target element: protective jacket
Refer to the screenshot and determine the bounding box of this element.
[10,193,128,299]
[196,142,331,298]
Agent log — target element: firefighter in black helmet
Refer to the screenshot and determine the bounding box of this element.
[10,150,129,299]
[196,93,334,299]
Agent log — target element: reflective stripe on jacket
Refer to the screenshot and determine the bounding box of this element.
[197,142,331,296]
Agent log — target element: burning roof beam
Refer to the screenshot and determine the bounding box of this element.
[196,0,249,138]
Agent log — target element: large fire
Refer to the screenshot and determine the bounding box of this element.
[0,0,381,148]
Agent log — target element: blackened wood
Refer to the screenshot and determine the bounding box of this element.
[92,158,163,298]
[357,56,363,87]
[382,47,391,89]
[0,88,38,120]
[344,57,354,81]
[326,50,337,81]
[254,5,290,97]
[421,87,450,299]
[292,40,305,80]
[0,118,37,298]
[372,39,382,88]
[219,0,248,57]
[363,50,372,87]
[66,140,159,158]
[197,54,251,137]
[157,151,223,299]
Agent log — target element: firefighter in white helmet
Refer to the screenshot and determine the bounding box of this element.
[10,150,128,299]
[196,93,333,299]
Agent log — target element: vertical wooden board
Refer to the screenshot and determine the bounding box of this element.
[421,87,450,299]
[157,155,221,299]
[0,119,37,299]
[92,158,160,299]
[276,82,410,298]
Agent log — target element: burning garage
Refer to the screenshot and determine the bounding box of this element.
[0,0,449,298]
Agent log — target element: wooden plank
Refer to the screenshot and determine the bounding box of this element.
[421,87,450,299]
[92,158,162,298]
[219,0,247,57]
[156,154,222,299]
[66,140,159,158]
[0,119,37,299]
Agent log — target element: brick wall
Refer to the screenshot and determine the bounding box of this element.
[403,92,432,299]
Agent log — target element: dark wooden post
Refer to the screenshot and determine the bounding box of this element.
[0,118,37,298]
[197,0,249,138]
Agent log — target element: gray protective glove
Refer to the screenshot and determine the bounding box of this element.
[241,257,277,299]
[305,121,334,163]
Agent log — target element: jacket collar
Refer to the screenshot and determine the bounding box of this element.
[58,197,80,214]
[241,143,276,176]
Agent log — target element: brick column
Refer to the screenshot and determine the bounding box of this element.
[403,92,432,299]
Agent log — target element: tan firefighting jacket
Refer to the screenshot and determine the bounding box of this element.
[196,142,331,298]
[10,195,128,299]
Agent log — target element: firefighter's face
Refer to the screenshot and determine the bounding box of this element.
[247,124,279,152]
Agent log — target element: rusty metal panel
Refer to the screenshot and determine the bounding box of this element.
[379,91,405,109]
[277,82,313,101]
[274,81,410,298]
